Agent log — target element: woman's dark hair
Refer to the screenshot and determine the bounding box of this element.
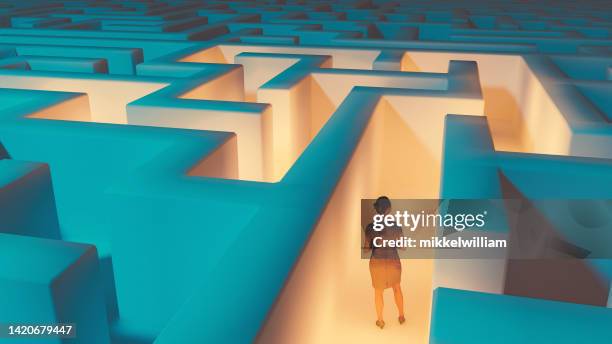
[374,196,391,214]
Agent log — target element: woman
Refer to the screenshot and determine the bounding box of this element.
[364,196,405,329]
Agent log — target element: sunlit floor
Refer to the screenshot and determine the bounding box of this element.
[257,203,434,344]
[329,259,434,343]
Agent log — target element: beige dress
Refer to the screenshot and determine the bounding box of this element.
[365,224,402,289]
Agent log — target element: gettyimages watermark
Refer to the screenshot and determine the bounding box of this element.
[361,199,612,259]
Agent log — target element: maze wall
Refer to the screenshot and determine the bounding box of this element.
[0,1,611,343]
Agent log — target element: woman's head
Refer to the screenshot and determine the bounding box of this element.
[374,196,391,215]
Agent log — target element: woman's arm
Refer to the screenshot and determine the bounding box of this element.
[395,226,407,251]
[362,224,373,252]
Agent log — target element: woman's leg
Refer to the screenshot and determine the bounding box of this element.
[374,288,384,321]
[392,283,404,317]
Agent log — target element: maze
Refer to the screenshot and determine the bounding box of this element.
[0,0,611,343]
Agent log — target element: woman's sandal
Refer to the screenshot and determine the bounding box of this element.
[398,315,406,324]
[376,320,385,329]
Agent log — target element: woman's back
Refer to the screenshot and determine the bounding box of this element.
[365,223,402,260]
